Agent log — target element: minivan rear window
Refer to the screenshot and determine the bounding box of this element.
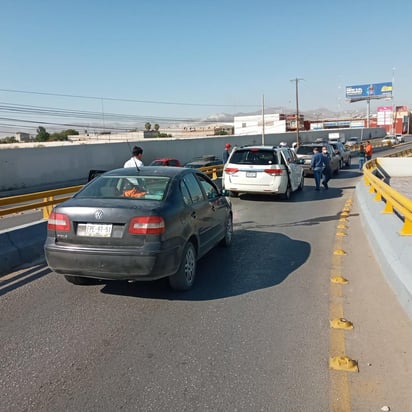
[230,149,279,165]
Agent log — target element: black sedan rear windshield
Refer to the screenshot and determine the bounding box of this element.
[76,175,170,200]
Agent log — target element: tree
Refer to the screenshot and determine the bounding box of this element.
[154,123,160,131]
[144,122,151,131]
[49,129,79,141]
[35,126,50,142]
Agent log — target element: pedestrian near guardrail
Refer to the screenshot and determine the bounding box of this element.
[321,146,331,190]
[223,143,231,163]
[359,144,366,170]
[310,147,324,191]
[124,146,144,168]
[365,140,373,161]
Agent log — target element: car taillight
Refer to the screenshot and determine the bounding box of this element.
[224,167,239,174]
[264,169,283,175]
[48,212,71,231]
[128,216,165,235]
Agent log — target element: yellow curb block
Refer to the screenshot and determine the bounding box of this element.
[336,231,347,237]
[330,318,354,330]
[337,224,347,229]
[334,249,347,255]
[331,275,349,284]
[340,212,349,217]
[329,356,358,372]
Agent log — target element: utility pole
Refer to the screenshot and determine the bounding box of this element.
[290,78,303,147]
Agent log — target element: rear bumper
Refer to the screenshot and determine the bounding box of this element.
[44,239,180,281]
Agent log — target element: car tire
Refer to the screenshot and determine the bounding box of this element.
[64,275,96,285]
[298,176,304,191]
[229,191,239,198]
[219,215,233,247]
[283,184,292,200]
[169,242,197,291]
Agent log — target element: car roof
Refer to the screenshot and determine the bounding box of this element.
[103,166,189,178]
[300,142,330,146]
[235,145,285,151]
[151,158,178,162]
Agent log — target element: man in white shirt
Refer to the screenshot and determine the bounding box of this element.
[124,146,144,168]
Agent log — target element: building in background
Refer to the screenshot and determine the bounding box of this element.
[234,114,287,135]
[15,132,33,142]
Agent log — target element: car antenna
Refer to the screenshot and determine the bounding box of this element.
[126,140,141,172]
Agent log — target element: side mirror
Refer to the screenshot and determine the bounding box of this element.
[221,189,230,197]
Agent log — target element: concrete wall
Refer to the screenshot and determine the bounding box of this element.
[0,128,386,191]
[378,158,412,177]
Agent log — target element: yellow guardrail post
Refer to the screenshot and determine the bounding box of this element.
[43,196,54,219]
[363,152,412,236]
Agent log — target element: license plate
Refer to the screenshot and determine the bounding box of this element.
[78,223,113,237]
[246,171,257,178]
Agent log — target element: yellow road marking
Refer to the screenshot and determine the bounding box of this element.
[329,196,357,411]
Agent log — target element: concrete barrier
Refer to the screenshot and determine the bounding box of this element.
[356,181,412,318]
[0,221,47,276]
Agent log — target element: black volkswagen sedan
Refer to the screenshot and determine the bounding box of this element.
[44,167,233,291]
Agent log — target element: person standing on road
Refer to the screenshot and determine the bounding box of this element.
[365,140,373,161]
[358,144,366,171]
[124,146,144,168]
[310,147,324,191]
[321,146,332,190]
[223,143,231,163]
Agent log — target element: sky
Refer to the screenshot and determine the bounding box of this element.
[0,0,411,136]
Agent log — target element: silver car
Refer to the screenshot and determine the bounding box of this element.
[295,142,340,177]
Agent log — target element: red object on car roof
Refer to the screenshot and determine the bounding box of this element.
[149,158,182,167]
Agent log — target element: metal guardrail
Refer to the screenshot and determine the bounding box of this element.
[363,148,412,236]
[0,166,224,220]
[0,185,84,219]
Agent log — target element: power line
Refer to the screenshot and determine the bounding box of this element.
[0,88,259,108]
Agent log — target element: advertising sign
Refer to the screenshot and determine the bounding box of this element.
[345,82,392,102]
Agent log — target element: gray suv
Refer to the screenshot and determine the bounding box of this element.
[329,141,351,168]
[296,142,340,177]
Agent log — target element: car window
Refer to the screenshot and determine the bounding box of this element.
[181,173,205,203]
[76,175,170,200]
[230,149,278,165]
[180,180,193,205]
[296,146,316,155]
[169,159,179,166]
[197,174,219,200]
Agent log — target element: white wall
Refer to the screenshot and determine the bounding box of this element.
[0,128,386,191]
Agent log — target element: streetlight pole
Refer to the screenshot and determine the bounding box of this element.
[392,67,396,135]
[261,94,265,145]
[291,78,303,147]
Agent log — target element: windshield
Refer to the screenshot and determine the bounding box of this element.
[229,149,279,165]
[296,146,318,155]
[76,175,170,201]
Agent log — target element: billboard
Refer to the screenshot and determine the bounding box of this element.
[345,82,392,102]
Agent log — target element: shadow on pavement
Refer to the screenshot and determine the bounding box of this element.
[100,229,311,301]
[0,262,51,297]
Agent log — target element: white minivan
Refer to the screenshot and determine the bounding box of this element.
[223,145,304,199]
